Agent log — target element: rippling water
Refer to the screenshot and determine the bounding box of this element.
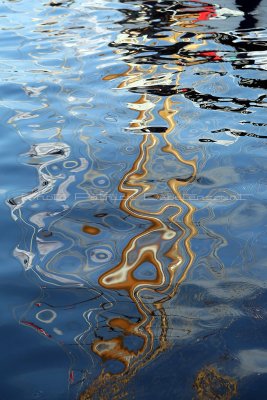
[1,0,267,398]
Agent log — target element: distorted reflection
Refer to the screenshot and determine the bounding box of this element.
[5,0,267,399]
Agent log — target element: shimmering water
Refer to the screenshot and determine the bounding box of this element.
[1,0,267,399]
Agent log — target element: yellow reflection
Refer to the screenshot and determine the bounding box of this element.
[194,367,237,400]
[80,5,206,399]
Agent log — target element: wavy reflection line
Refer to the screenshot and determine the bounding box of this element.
[81,52,198,400]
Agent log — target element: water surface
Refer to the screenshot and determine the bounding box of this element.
[1,0,267,399]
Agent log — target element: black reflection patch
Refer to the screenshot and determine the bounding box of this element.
[240,121,267,127]
[7,198,17,206]
[199,139,216,143]
[49,2,63,6]
[213,32,267,53]
[212,128,267,139]
[239,77,267,90]
[182,89,266,113]
[130,85,178,97]
[139,126,168,134]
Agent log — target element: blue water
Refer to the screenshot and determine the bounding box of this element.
[0,0,267,399]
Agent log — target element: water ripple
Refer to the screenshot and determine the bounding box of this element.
[2,0,267,399]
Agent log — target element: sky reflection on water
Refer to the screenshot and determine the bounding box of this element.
[1,0,267,399]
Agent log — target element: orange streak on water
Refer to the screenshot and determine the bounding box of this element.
[80,21,200,400]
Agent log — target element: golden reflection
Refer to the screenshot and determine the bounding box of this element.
[79,4,208,399]
[194,367,237,400]
[82,225,101,235]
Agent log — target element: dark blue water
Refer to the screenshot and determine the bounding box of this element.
[0,0,267,399]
